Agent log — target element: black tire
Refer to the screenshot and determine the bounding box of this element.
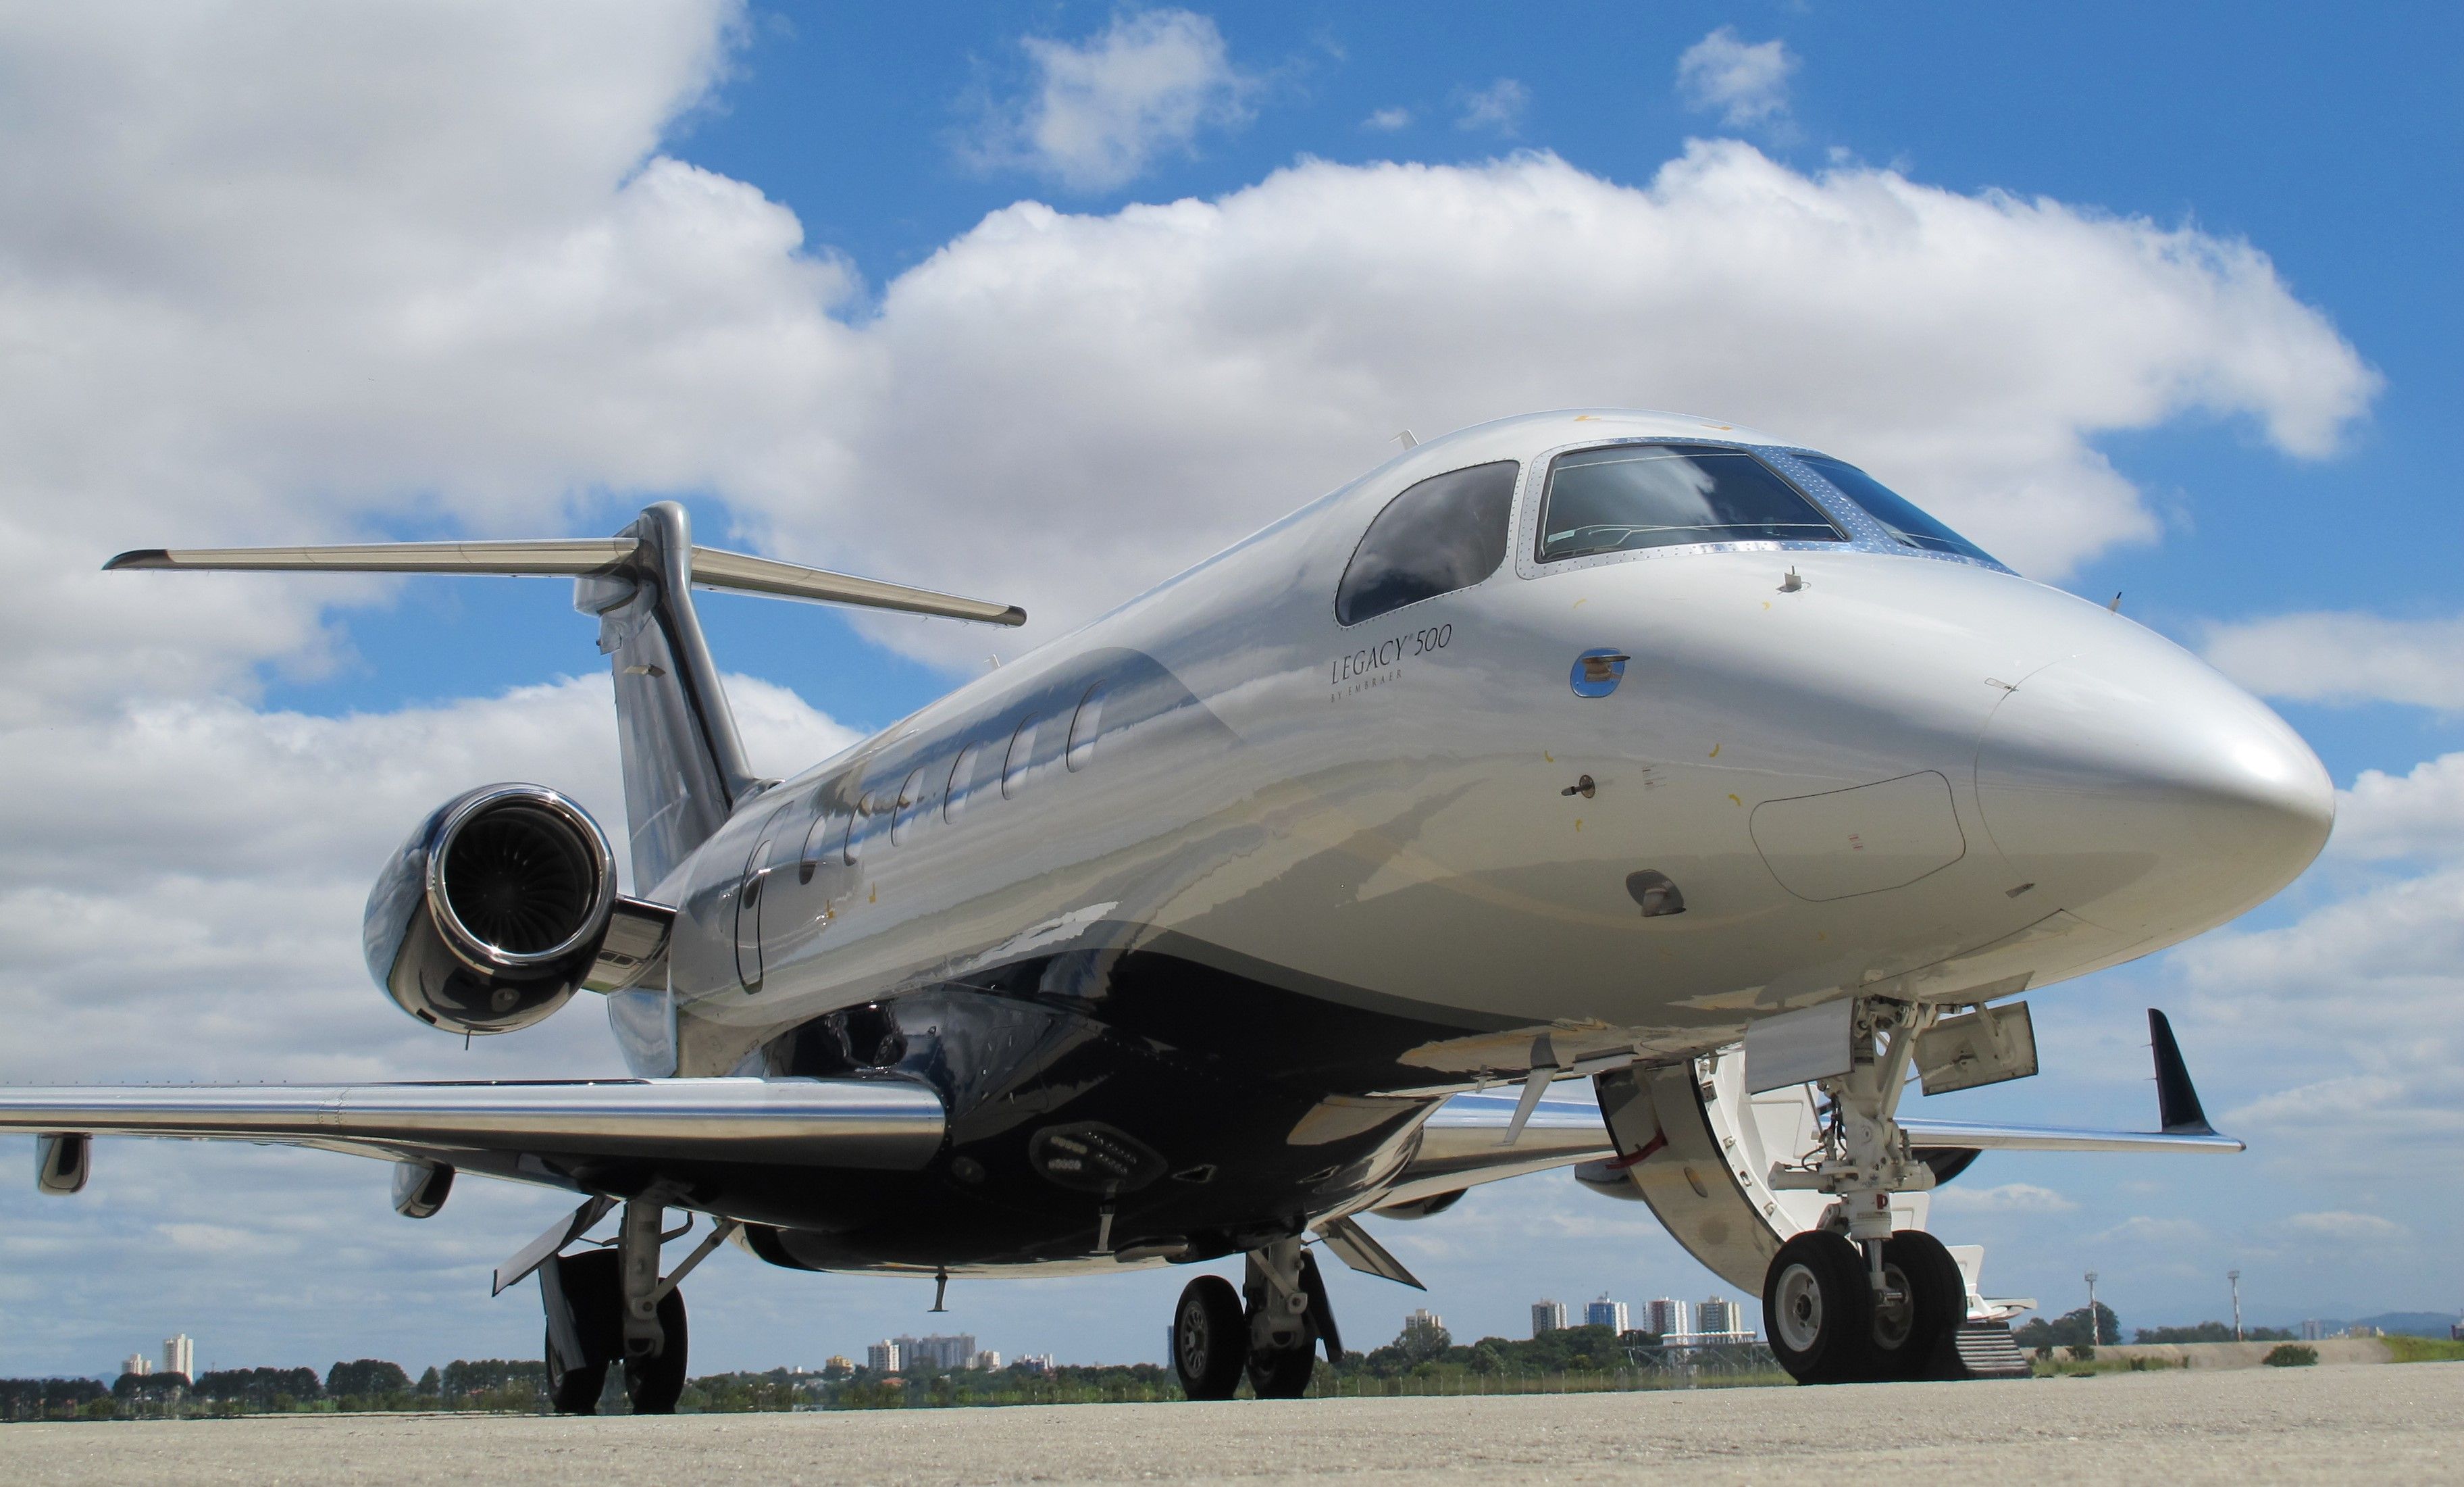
[622,1284,690,1414]
[544,1249,620,1415]
[1873,1230,1966,1381]
[1762,1231,1876,1385]
[1246,1341,1317,1398]
[1173,1274,1247,1401]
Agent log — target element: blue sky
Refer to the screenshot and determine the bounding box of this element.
[2,1,2461,1378]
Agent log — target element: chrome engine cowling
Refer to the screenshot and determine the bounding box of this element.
[363,784,619,1035]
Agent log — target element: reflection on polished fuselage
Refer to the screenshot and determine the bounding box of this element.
[627,409,2331,1274]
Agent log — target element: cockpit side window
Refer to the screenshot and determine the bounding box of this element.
[1795,455,1999,565]
[1536,444,1843,563]
[1335,461,1518,626]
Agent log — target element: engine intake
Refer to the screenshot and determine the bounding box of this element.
[363,784,619,1035]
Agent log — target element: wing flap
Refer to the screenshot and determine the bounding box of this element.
[0,1076,946,1169]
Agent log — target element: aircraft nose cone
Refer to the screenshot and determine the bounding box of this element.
[1974,651,2333,941]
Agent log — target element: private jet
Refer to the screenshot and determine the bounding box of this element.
[2,409,2330,1405]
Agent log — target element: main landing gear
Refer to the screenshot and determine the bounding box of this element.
[1173,1238,1341,1401]
[1763,999,1972,1385]
[541,1199,731,1414]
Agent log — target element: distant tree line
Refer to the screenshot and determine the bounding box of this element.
[2,1321,1747,1421]
[2133,1321,2294,1344]
[0,1378,109,1422]
[1,1359,551,1421]
[2013,1303,2122,1352]
[2013,1306,2299,1353]
[1318,1320,1672,1382]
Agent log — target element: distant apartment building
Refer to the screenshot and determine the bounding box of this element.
[120,1353,151,1379]
[2301,1319,2329,1341]
[162,1334,195,1379]
[894,1334,979,1371]
[971,1350,1002,1371]
[1643,1298,1690,1337]
[866,1340,902,1374]
[823,1355,854,1378]
[1532,1299,1568,1337]
[1585,1296,1629,1334]
[1695,1297,1747,1338]
[1015,1354,1057,1373]
[1401,1309,1447,1350]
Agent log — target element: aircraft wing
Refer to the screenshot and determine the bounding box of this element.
[1381,1057,2240,1217]
[0,1076,947,1192]
[1377,1091,1616,1211]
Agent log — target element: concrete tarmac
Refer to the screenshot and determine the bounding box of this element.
[5,1363,2459,1485]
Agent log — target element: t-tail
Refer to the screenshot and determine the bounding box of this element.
[107,502,1024,889]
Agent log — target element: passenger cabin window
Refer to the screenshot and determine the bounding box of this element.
[1335,461,1518,626]
[1796,455,1999,565]
[1536,445,1843,563]
[890,766,929,846]
[945,743,983,823]
[1002,716,1041,799]
[1066,684,1106,772]
[797,793,838,882]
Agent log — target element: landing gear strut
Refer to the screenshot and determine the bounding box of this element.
[1763,998,1970,1385]
[1173,1239,1341,1401]
[538,1199,726,1414]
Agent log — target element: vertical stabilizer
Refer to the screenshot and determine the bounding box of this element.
[574,503,761,888]
[108,502,1023,890]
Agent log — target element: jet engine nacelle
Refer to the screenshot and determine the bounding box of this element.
[363,784,619,1035]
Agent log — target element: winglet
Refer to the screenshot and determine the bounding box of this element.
[103,549,171,570]
[2149,1009,2216,1135]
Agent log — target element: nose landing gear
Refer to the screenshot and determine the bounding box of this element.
[1762,1228,1968,1384]
[1762,999,1972,1385]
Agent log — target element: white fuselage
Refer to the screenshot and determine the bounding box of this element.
[646,409,2332,1087]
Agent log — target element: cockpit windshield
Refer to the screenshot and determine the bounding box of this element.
[1537,444,1844,563]
[1797,455,1999,565]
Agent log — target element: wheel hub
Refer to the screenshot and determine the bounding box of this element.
[1774,1261,1825,1352]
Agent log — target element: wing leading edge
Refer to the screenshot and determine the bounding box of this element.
[0,1076,946,1180]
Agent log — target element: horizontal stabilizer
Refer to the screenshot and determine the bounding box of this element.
[0,1076,946,1171]
[106,538,1025,627]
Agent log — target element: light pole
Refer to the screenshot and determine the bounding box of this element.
[2085,1272,2101,1346]
[2229,1270,2243,1342]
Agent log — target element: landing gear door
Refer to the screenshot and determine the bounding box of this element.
[1595,1049,1919,1292]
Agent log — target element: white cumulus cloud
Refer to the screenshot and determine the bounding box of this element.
[963,9,1254,191]
[2332,752,2464,861]
[2204,611,2464,710]
[1676,27,1798,127]
[1931,1182,2078,1214]
[781,143,2376,667]
[1454,78,1526,133]
[2262,1211,2410,1244]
